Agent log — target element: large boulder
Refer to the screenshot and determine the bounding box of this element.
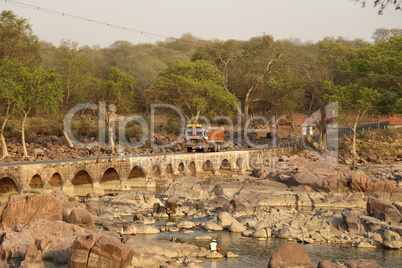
[228,220,246,233]
[23,237,74,264]
[344,259,383,268]
[69,233,134,268]
[253,228,272,238]
[318,260,347,268]
[205,221,223,231]
[0,231,76,264]
[367,196,402,225]
[85,202,103,215]
[217,212,236,229]
[123,236,200,259]
[177,221,195,229]
[382,229,402,249]
[1,193,64,230]
[349,175,395,192]
[278,226,302,239]
[341,209,364,235]
[268,242,313,268]
[166,195,179,215]
[17,219,96,237]
[67,208,96,229]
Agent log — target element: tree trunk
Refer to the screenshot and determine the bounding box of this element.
[21,114,29,160]
[63,117,74,148]
[318,107,327,150]
[0,116,10,160]
[244,97,250,128]
[376,115,380,129]
[0,133,9,160]
[0,105,11,160]
[108,119,115,153]
[290,111,295,132]
[351,124,358,158]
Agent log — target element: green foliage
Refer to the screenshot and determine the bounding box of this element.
[376,128,398,139]
[28,118,63,136]
[42,254,55,262]
[323,81,380,112]
[5,191,18,198]
[342,36,402,114]
[358,130,372,140]
[147,60,237,120]
[161,119,182,136]
[0,58,25,118]
[17,65,63,118]
[55,40,99,116]
[30,190,40,194]
[0,10,40,66]
[98,66,136,114]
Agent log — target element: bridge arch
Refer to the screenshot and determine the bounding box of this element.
[71,170,94,196]
[202,160,214,175]
[165,164,173,175]
[101,167,120,182]
[151,164,161,177]
[177,162,185,174]
[128,165,146,179]
[29,174,43,189]
[101,167,120,193]
[50,173,63,189]
[236,158,243,170]
[189,161,196,176]
[0,173,19,194]
[220,159,231,171]
[72,170,92,185]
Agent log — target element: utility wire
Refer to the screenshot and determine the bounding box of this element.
[2,0,402,80]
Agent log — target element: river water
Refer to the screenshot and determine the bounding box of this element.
[141,219,402,268]
[125,186,401,267]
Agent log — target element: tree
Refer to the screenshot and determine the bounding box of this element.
[324,82,380,157]
[0,10,40,66]
[344,35,402,114]
[313,37,366,150]
[146,60,238,121]
[372,28,402,42]
[192,39,244,120]
[55,40,97,148]
[0,58,24,159]
[354,0,402,14]
[232,35,283,125]
[98,66,136,114]
[95,66,136,152]
[17,65,62,159]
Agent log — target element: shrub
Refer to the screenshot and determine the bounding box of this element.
[42,254,55,262]
[27,118,63,136]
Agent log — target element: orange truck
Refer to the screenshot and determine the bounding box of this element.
[185,123,225,153]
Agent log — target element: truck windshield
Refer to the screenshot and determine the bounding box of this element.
[186,128,203,136]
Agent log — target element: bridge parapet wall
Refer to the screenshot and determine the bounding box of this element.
[0,149,273,196]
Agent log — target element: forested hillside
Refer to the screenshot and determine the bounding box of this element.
[0,10,401,160]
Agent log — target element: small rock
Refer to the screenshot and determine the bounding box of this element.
[225,252,239,258]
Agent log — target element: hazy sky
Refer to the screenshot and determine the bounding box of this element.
[1,0,401,47]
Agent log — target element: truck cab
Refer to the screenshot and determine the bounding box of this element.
[185,123,209,152]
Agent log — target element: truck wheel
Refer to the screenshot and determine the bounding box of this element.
[203,146,208,153]
[213,144,217,152]
[187,148,193,153]
[217,144,220,152]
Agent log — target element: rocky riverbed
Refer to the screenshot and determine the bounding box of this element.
[0,157,401,267]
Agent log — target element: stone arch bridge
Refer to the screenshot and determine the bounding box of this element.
[0,149,274,197]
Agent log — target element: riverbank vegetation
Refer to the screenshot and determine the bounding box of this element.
[0,10,401,160]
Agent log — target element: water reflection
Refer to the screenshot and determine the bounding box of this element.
[145,230,401,268]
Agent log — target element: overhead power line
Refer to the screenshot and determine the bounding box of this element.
[1,0,401,80]
[1,0,170,41]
